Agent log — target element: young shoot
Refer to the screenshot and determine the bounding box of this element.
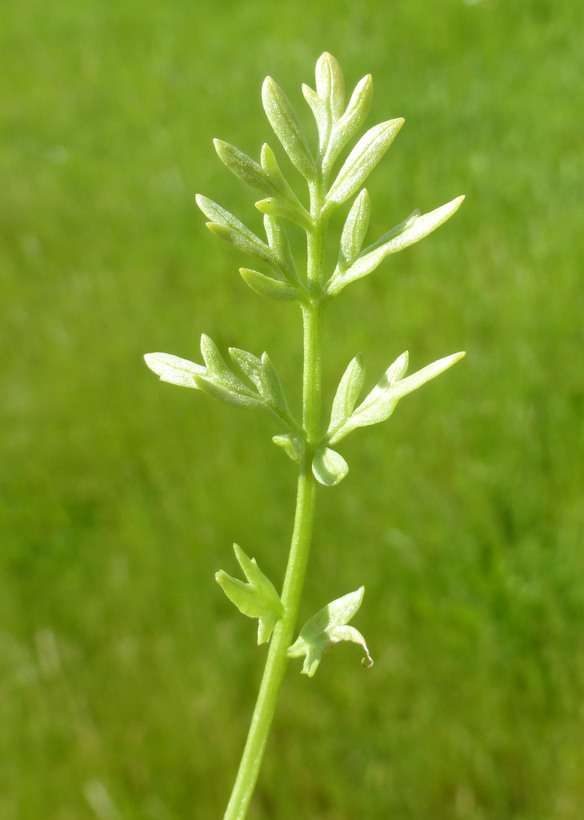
[145,52,464,819]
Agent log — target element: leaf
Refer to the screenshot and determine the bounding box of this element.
[144,352,205,389]
[388,351,467,400]
[195,194,277,268]
[145,338,266,410]
[315,52,345,121]
[216,544,283,645]
[272,432,305,463]
[213,139,275,195]
[228,347,293,422]
[240,268,300,301]
[262,214,298,281]
[262,76,317,180]
[255,196,313,233]
[328,350,466,444]
[259,143,300,203]
[305,52,346,156]
[338,189,371,271]
[260,352,290,416]
[287,586,373,677]
[323,74,373,172]
[328,196,465,295]
[324,119,404,211]
[327,353,366,435]
[312,447,349,487]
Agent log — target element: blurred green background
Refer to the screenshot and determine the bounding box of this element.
[1,0,583,817]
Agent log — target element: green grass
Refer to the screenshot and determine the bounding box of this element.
[2,0,584,817]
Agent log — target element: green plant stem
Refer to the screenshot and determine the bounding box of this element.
[223,181,326,820]
[223,463,317,820]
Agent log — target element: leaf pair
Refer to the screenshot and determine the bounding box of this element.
[287,586,373,677]
[144,335,296,427]
[216,545,283,645]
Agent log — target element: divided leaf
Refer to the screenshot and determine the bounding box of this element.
[216,544,283,645]
[328,350,465,444]
[328,196,465,295]
[287,586,373,677]
[145,334,297,418]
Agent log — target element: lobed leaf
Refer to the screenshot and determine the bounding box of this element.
[216,544,283,645]
[329,350,465,443]
[328,196,465,295]
[287,586,373,677]
[324,119,404,211]
[262,77,317,180]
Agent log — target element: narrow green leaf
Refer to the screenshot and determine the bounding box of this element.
[216,544,283,645]
[262,215,298,281]
[196,194,276,267]
[287,586,373,677]
[328,196,465,296]
[255,196,313,233]
[272,432,305,463]
[260,352,290,416]
[192,374,263,409]
[144,352,205,388]
[312,447,349,487]
[259,143,300,203]
[338,189,371,271]
[301,83,326,149]
[323,74,373,171]
[315,52,345,121]
[213,139,276,195]
[262,76,317,180]
[327,353,366,436]
[240,268,300,301]
[325,119,404,211]
[390,351,466,399]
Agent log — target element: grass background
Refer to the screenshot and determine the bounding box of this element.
[1,0,583,817]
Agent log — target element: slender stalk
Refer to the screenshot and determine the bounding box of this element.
[223,180,326,820]
[223,463,316,819]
